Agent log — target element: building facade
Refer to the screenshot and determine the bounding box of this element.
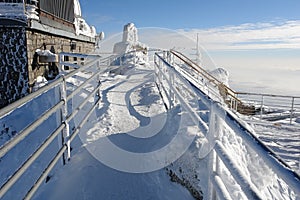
[0,0,97,108]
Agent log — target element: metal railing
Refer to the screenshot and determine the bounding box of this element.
[154,51,300,199]
[169,50,300,124]
[169,50,243,112]
[236,92,300,124]
[0,52,109,199]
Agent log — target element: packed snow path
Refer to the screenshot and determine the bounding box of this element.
[1,51,299,199]
[35,64,197,199]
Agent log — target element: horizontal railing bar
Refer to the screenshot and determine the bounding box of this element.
[0,100,64,159]
[0,80,62,119]
[59,52,91,58]
[220,105,300,195]
[194,79,300,194]
[170,80,209,134]
[173,62,222,102]
[0,56,102,118]
[154,54,209,134]
[214,141,263,199]
[24,144,67,200]
[0,53,105,199]
[60,62,81,69]
[171,50,238,98]
[157,53,263,198]
[154,72,171,109]
[157,51,300,196]
[236,92,300,99]
[24,81,102,200]
[66,84,101,124]
[25,88,101,200]
[66,71,100,102]
[69,97,101,143]
[0,123,65,199]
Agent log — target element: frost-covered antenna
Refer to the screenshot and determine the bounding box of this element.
[191,33,202,66]
[195,33,202,66]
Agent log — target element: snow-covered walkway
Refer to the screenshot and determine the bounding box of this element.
[35,64,196,199]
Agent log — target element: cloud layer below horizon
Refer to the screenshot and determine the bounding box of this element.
[180,20,300,50]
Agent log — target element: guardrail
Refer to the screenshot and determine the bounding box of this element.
[169,50,300,124]
[236,92,300,124]
[154,51,300,199]
[0,52,108,199]
[169,50,245,113]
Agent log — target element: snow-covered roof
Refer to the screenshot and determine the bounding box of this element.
[0,1,97,39]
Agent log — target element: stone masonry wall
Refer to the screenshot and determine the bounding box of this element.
[0,26,95,108]
[26,30,95,86]
[0,27,29,108]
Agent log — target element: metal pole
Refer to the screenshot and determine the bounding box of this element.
[60,76,70,163]
[260,95,264,120]
[290,97,295,124]
[97,60,102,98]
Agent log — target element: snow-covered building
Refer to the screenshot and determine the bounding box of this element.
[0,0,99,108]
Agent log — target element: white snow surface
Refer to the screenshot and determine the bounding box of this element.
[34,62,196,199]
[35,58,297,199]
[0,51,299,199]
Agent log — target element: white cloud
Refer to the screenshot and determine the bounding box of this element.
[180,20,300,50]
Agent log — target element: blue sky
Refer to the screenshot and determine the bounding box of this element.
[80,0,300,95]
[80,0,300,35]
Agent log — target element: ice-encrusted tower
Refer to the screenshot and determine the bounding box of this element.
[113,23,146,54]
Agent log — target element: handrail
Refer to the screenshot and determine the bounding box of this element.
[154,52,262,199]
[170,50,238,98]
[236,92,300,99]
[0,54,101,119]
[169,50,242,112]
[236,92,300,123]
[154,51,300,199]
[169,50,300,123]
[0,52,106,199]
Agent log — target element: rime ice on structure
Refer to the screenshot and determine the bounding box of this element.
[123,23,138,43]
[113,23,147,54]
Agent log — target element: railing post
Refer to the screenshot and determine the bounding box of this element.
[60,76,70,164]
[59,53,65,71]
[290,97,295,124]
[97,60,102,98]
[207,103,221,200]
[168,69,174,109]
[260,95,264,120]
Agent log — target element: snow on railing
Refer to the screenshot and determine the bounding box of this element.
[169,50,243,112]
[0,53,107,199]
[154,51,300,199]
[169,50,300,125]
